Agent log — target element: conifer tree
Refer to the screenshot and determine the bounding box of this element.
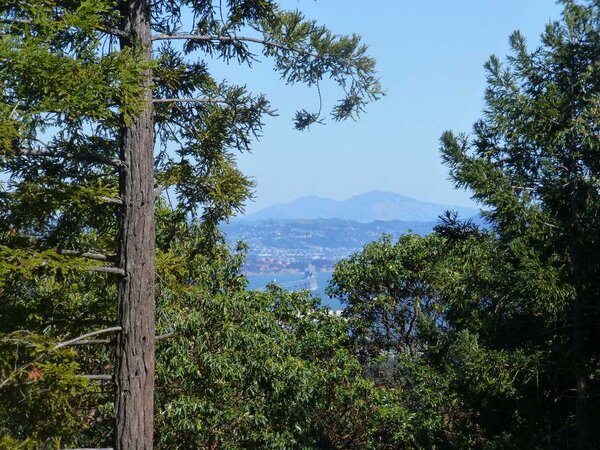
[0,1,381,448]
[329,2,600,447]
[441,1,600,447]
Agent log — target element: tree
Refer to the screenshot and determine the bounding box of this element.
[328,215,577,448]
[328,233,446,360]
[153,235,414,449]
[0,1,381,448]
[440,1,600,447]
[330,2,600,446]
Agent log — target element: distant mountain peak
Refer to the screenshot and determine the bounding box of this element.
[240,191,478,223]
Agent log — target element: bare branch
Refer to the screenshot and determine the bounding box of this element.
[60,330,177,345]
[11,148,125,168]
[0,329,119,389]
[100,196,123,205]
[155,331,176,341]
[55,326,122,349]
[0,375,14,389]
[102,28,128,39]
[153,98,225,105]
[66,339,112,346]
[87,266,125,276]
[81,374,113,381]
[57,249,116,262]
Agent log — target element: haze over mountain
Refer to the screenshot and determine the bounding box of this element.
[240,191,479,223]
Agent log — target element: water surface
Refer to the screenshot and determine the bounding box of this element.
[246,271,342,310]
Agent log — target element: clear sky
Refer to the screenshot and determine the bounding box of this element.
[213,1,563,213]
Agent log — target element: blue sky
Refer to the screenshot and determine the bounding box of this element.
[213,1,563,213]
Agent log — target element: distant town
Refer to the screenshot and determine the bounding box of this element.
[223,217,438,274]
[223,191,480,274]
[222,191,481,274]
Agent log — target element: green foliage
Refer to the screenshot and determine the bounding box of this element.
[155,257,414,449]
[440,1,600,446]
[0,332,101,448]
[260,10,382,128]
[328,227,562,448]
[1,1,383,446]
[328,233,446,359]
[326,2,600,448]
[151,211,413,449]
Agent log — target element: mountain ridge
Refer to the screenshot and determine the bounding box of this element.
[240,190,478,223]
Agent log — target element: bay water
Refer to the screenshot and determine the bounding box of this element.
[246,271,343,310]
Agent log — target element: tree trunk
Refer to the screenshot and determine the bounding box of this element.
[569,189,588,450]
[574,295,587,450]
[116,0,155,449]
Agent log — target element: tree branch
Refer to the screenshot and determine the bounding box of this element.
[66,339,112,346]
[87,266,125,276]
[11,148,125,168]
[100,196,123,205]
[0,328,120,389]
[152,33,303,55]
[102,28,128,39]
[155,331,176,341]
[57,249,116,262]
[81,374,113,381]
[55,326,122,349]
[153,98,225,105]
[65,333,174,345]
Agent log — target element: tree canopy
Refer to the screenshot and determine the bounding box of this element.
[2,0,600,449]
[0,0,382,448]
[328,1,600,448]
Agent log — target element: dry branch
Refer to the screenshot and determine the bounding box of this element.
[88,266,125,276]
[55,326,122,349]
[66,339,112,346]
[57,249,116,262]
[100,196,123,205]
[81,374,113,381]
[155,331,176,341]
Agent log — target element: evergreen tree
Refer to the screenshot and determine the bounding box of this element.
[441,1,600,447]
[0,1,381,448]
[329,2,600,447]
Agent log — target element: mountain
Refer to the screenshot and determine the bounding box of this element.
[227,192,482,273]
[240,191,479,223]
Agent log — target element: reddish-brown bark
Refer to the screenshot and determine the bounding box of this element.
[116,0,155,448]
